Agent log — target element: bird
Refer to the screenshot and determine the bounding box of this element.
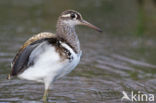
[8,10,102,102]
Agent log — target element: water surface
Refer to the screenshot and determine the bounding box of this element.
[0,0,156,103]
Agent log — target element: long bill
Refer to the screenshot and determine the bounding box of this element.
[80,20,102,33]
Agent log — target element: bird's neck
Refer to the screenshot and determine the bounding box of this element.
[56,21,80,54]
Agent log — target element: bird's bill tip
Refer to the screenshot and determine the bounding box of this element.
[80,20,102,33]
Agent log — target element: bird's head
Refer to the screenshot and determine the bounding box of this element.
[58,10,102,32]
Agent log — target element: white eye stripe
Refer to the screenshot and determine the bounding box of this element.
[62,14,71,18]
[62,13,78,19]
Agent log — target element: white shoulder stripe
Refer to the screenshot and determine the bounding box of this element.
[60,42,76,55]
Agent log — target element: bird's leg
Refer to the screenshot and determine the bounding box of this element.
[43,78,53,103]
[43,89,48,103]
[43,77,53,103]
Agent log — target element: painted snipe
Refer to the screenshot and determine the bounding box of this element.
[8,10,102,102]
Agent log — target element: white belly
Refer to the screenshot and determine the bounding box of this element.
[18,42,81,83]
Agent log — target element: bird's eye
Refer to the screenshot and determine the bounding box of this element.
[71,14,75,19]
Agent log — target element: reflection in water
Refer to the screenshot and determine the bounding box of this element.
[0,0,156,103]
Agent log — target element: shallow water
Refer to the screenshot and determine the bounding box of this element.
[0,0,156,103]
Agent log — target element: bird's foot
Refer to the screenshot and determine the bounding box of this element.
[43,95,48,103]
[7,74,11,80]
[43,89,48,103]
